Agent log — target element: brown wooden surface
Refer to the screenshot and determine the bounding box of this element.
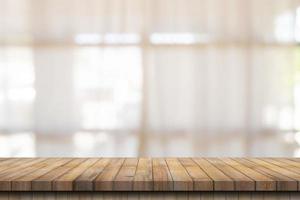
[0,158,299,191]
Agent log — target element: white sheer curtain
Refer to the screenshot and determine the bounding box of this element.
[0,0,299,135]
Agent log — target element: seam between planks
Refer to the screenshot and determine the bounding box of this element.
[191,158,215,191]
[51,158,89,191]
[259,158,300,176]
[206,158,256,191]
[73,158,103,191]
[253,158,300,190]
[164,158,174,191]
[232,158,276,191]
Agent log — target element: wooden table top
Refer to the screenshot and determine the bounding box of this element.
[0,158,299,192]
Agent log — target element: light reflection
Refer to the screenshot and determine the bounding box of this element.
[73,132,97,150]
[104,33,140,44]
[73,132,110,151]
[279,107,293,130]
[150,33,210,44]
[82,102,117,129]
[262,105,277,127]
[295,7,300,42]
[0,47,34,129]
[294,132,300,145]
[0,132,35,157]
[294,148,300,157]
[75,47,142,130]
[74,33,102,45]
[7,88,35,102]
[283,132,295,144]
[274,11,294,42]
[74,33,140,45]
[294,72,300,131]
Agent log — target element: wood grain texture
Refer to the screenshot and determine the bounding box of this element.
[94,158,125,191]
[165,158,193,191]
[74,158,110,191]
[0,158,47,191]
[179,158,213,191]
[0,158,299,191]
[32,158,86,191]
[236,158,297,191]
[133,158,153,191]
[222,158,276,191]
[193,158,234,191]
[12,158,72,191]
[152,158,173,191]
[248,158,300,191]
[53,158,98,191]
[206,158,254,191]
[113,158,138,191]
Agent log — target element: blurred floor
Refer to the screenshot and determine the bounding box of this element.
[0,131,299,157]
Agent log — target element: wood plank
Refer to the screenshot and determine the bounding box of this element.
[0,158,27,168]
[221,158,276,191]
[235,158,297,191]
[249,158,300,190]
[53,158,98,191]
[206,158,255,191]
[193,158,234,191]
[262,158,300,175]
[0,159,34,175]
[165,158,193,191]
[94,158,125,191]
[113,158,138,191]
[179,158,213,191]
[288,158,300,162]
[133,158,153,191]
[279,158,300,168]
[11,158,72,191]
[0,158,48,191]
[0,159,41,177]
[32,158,86,191]
[74,158,110,191]
[152,158,173,191]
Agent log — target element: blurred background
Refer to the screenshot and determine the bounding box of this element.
[0,0,300,157]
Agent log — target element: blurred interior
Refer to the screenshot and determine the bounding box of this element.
[1,0,300,157]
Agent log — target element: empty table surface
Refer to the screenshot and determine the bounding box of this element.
[0,158,299,191]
